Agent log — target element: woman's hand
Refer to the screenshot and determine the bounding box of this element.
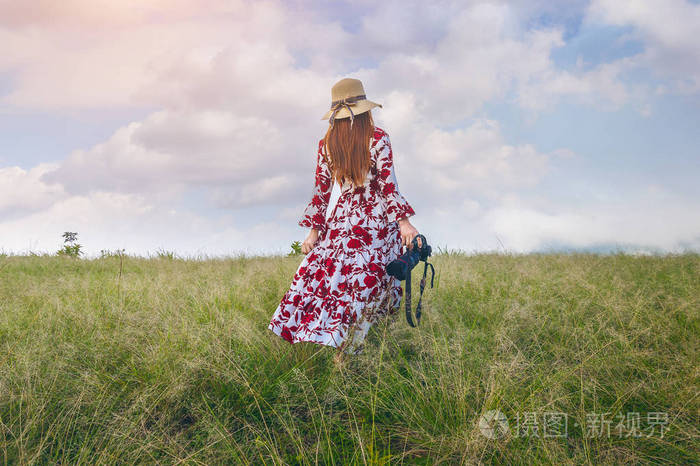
[397,217,421,250]
[301,229,320,254]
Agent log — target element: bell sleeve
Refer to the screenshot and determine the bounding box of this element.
[375,133,416,223]
[299,140,333,231]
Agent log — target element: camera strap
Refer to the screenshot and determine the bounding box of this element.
[405,258,435,327]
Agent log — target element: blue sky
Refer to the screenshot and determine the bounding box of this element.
[0,0,698,256]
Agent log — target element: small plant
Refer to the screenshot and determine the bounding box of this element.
[288,241,302,256]
[155,248,177,260]
[57,232,83,258]
[100,248,125,259]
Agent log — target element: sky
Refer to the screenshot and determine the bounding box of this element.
[1,0,699,257]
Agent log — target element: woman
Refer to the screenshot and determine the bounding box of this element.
[268,77,421,362]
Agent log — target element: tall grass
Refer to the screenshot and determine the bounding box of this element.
[0,252,697,464]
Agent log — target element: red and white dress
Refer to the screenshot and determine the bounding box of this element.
[268,126,416,354]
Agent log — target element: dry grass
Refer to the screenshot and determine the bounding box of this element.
[0,252,698,464]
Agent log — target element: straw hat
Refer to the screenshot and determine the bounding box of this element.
[321,78,382,128]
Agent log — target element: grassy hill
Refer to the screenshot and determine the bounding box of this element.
[0,252,698,464]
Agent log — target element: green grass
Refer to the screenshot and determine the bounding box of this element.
[0,252,698,464]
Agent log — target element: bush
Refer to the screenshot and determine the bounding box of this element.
[288,240,302,256]
[57,231,83,258]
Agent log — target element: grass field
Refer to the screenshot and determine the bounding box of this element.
[0,252,698,464]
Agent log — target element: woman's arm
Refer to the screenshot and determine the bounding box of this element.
[299,140,332,230]
[397,217,421,249]
[301,228,320,254]
[299,140,332,253]
[374,133,416,223]
[375,134,420,248]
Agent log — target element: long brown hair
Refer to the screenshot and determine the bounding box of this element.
[322,111,375,187]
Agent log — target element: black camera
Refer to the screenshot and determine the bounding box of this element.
[386,234,435,327]
[386,234,432,280]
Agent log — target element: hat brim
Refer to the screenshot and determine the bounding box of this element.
[321,100,382,120]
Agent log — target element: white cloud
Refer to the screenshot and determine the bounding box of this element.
[485,203,700,253]
[392,117,551,201]
[0,189,293,257]
[586,0,700,94]
[32,1,564,209]
[516,55,632,111]
[0,0,636,116]
[0,0,698,255]
[210,175,299,208]
[40,110,304,198]
[0,164,67,217]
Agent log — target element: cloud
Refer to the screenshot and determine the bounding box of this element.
[586,0,700,94]
[1,0,636,115]
[40,110,305,198]
[0,0,214,28]
[515,55,632,111]
[0,0,293,109]
[0,188,291,257]
[484,198,700,253]
[0,0,698,255]
[0,164,67,218]
[33,1,567,209]
[210,175,300,208]
[387,116,551,202]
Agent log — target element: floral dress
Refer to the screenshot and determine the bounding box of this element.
[268,126,416,354]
